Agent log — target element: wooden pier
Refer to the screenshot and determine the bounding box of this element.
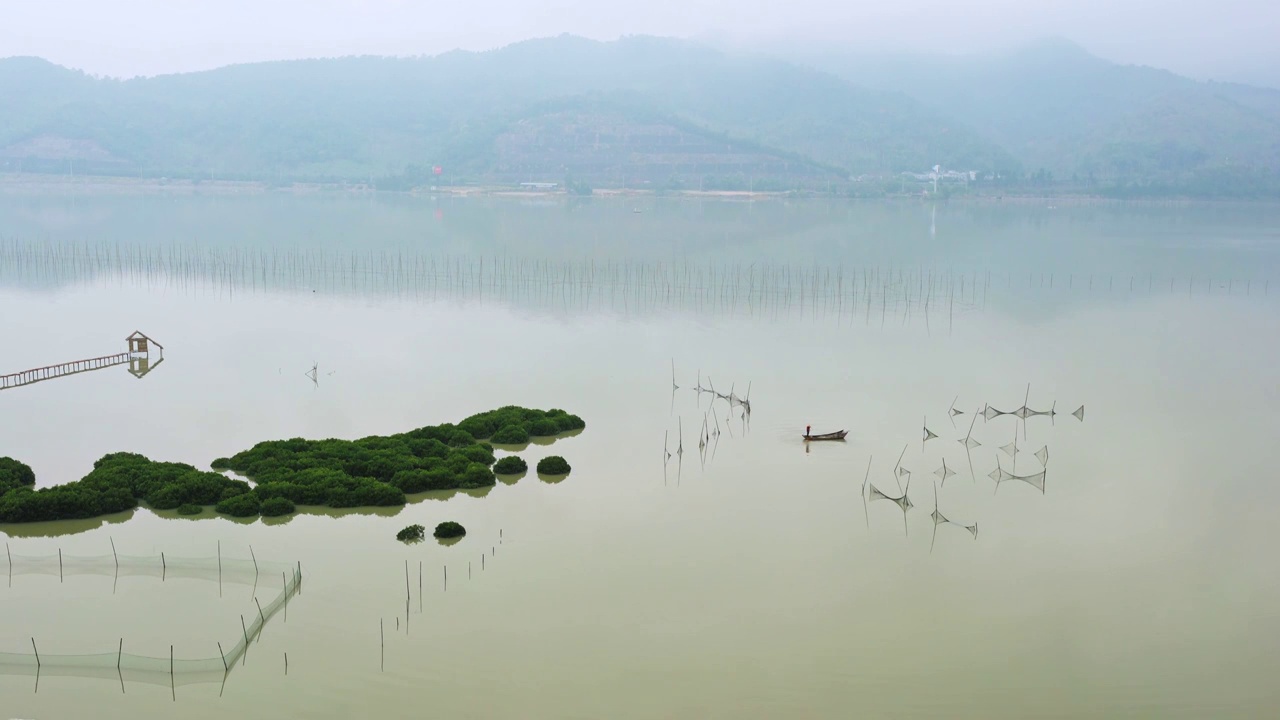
[0,331,163,392]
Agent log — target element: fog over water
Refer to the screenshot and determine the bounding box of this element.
[2,0,1275,84]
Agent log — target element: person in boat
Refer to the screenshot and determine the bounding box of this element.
[805,425,811,438]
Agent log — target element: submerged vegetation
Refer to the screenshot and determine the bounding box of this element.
[0,407,582,524]
[493,456,528,475]
[397,524,426,543]
[434,521,466,539]
[537,456,572,475]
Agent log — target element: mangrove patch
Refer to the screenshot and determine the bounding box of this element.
[537,456,572,476]
[0,406,583,524]
[434,521,466,539]
[493,456,528,475]
[397,524,426,542]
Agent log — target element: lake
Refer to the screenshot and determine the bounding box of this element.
[2,192,1279,718]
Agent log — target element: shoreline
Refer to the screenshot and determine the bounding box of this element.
[0,172,1271,206]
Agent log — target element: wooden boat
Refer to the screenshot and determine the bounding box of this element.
[803,430,847,441]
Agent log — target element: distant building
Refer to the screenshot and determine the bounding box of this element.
[518,182,559,190]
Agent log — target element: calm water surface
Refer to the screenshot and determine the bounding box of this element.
[2,194,1279,718]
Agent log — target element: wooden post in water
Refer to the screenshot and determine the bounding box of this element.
[254,597,266,639]
[118,638,123,669]
[58,548,63,582]
[110,537,119,568]
[283,572,289,622]
[249,545,258,578]
[285,652,288,676]
[405,560,410,602]
[380,619,385,672]
[161,552,166,581]
[32,638,41,668]
[218,642,227,672]
[170,645,175,701]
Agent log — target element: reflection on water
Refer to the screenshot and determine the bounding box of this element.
[0,510,137,539]
[2,197,1279,719]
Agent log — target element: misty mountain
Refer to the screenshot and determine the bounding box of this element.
[794,37,1280,194]
[0,36,1014,190]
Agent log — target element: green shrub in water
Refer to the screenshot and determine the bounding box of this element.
[536,456,571,475]
[490,424,530,444]
[176,503,203,516]
[493,456,527,474]
[260,496,296,517]
[216,492,262,518]
[397,524,426,542]
[529,418,560,437]
[0,457,36,492]
[434,521,466,539]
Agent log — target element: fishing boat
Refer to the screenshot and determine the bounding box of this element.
[803,430,847,441]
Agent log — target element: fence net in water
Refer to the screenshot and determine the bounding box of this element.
[1,552,300,687]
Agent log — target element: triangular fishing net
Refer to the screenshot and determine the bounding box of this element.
[1073,405,1085,421]
[868,484,912,512]
[930,481,977,552]
[934,459,956,483]
[983,406,1014,421]
[923,417,938,443]
[990,459,1046,494]
[1034,446,1049,467]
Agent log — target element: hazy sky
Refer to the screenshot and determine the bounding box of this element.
[1,0,1275,84]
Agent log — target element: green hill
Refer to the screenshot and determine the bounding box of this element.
[0,36,1016,190]
[795,38,1280,197]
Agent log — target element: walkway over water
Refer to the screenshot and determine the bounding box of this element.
[0,331,163,392]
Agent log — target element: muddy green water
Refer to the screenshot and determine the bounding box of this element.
[2,194,1279,718]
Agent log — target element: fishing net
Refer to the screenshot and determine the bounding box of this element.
[0,551,301,687]
[929,482,977,553]
[1034,446,1049,467]
[0,240,989,329]
[868,483,912,512]
[989,461,1047,494]
[1073,405,1085,421]
[983,406,1014,421]
[933,459,957,483]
